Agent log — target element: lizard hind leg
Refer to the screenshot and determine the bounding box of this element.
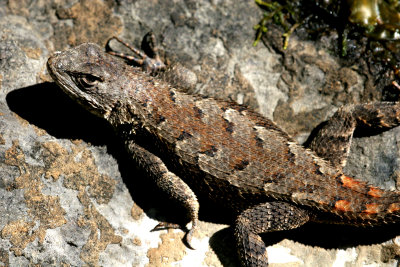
[234,201,310,267]
[307,102,400,169]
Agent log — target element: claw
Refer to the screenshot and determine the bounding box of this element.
[184,227,195,250]
[151,220,197,250]
[184,218,197,250]
[151,222,181,231]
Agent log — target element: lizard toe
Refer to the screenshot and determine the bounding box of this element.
[151,222,181,231]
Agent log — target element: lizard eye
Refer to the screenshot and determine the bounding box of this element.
[76,74,103,88]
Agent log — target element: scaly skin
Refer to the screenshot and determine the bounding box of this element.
[47,43,400,266]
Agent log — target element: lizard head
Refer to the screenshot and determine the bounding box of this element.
[47,43,129,120]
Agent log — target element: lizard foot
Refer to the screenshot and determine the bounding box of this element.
[106,32,166,73]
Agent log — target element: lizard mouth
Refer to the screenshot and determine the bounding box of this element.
[46,54,59,83]
[47,53,80,99]
[47,52,72,89]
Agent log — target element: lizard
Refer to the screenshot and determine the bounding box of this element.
[47,37,400,266]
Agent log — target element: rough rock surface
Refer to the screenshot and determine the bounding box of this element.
[0,0,399,266]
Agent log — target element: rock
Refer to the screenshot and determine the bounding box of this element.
[0,0,399,266]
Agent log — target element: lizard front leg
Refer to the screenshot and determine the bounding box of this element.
[126,141,199,248]
[234,202,310,267]
[307,102,400,169]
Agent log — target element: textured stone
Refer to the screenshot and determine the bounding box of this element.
[0,0,399,266]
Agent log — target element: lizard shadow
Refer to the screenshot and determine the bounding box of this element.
[7,83,400,266]
[6,82,114,144]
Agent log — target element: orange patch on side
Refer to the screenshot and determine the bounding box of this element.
[387,203,400,213]
[334,200,352,212]
[340,175,364,191]
[363,203,380,214]
[367,187,384,198]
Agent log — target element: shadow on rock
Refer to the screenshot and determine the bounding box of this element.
[210,227,241,267]
[207,220,400,267]
[6,82,114,145]
[282,221,400,249]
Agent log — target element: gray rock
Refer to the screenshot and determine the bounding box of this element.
[0,0,399,266]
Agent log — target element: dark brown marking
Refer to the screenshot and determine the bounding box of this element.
[155,114,166,124]
[169,90,176,102]
[234,159,249,171]
[313,162,324,175]
[254,136,263,148]
[223,118,234,134]
[177,131,192,141]
[193,106,203,119]
[201,145,218,157]
[237,105,247,112]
